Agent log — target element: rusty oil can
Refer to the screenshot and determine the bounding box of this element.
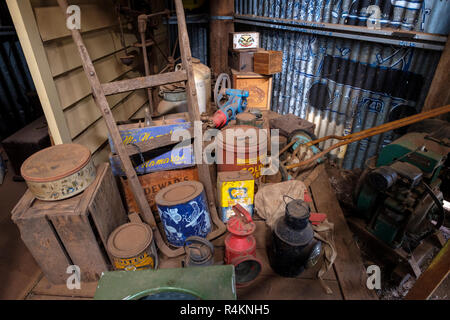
[107,213,158,271]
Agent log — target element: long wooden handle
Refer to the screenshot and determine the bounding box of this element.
[286,104,450,170]
[57,0,184,258]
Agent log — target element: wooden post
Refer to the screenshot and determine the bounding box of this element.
[6,0,72,144]
[210,0,234,77]
[423,39,450,121]
[405,240,450,300]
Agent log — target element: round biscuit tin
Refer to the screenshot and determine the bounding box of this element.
[20,144,96,201]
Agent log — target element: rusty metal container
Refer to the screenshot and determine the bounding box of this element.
[216,124,267,179]
[20,144,96,201]
[155,181,211,247]
[107,213,158,271]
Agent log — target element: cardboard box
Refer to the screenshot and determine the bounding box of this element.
[229,32,260,50]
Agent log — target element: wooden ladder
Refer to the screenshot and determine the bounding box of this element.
[57,0,225,258]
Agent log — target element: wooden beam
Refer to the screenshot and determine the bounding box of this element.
[405,240,450,300]
[56,0,184,258]
[6,0,71,144]
[210,0,234,78]
[101,70,187,96]
[174,0,226,241]
[423,39,450,113]
[310,165,378,300]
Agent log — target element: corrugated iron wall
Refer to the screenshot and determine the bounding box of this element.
[234,0,447,169]
[168,14,209,65]
[0,22,40,141]
[235,0,450,34]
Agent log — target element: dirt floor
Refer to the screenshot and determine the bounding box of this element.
[0,147,42,300]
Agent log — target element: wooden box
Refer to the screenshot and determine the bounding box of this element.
[120,167,199,213]
[11,163,127,284]
[254,50,283,75]
[231,69,273,110]
[229,32,260,50]
[228,49,257,72]
[1,116,50,177]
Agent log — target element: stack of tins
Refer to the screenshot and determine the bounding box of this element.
[107,213,158,271]
[155,181,211,247]
[216,124,267,180]
[20,144,96,201]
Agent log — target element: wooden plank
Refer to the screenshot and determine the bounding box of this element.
[55,52,133,109]
[101,70,188,96]
[65,88,134,139]
[88,163,128,263]
[405,240,450,300]
[6,0,71,144]
[32,276,97,298]
[33,3,117,42]
[423,39,450,112]
[11,213,71,284]
[91,143,111,166]
[73,91,147,154]
[48,214,108,282]
[45,27,136,77]
[309,164,378,300]
[237,276,342,300]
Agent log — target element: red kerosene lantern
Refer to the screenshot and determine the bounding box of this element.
[224,204,262,286]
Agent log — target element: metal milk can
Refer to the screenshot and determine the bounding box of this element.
[268,196,322,277]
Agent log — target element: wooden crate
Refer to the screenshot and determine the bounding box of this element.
[228,49,257,72]
[231,69,273,110]
[11,163,127,284]
[254,50,283,75]
[120,167,199,213]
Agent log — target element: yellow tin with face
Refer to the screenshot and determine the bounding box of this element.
[217,171,255,223]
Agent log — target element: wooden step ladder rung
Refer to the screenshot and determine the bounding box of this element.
[102,70,187,96]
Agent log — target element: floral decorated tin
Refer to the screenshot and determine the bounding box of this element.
[155,181,211,247]
[20,144,96,201]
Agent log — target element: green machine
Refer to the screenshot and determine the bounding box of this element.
[94,265,236,300]
[356,125,449,249]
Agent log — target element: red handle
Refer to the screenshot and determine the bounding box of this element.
[232,204,253,223]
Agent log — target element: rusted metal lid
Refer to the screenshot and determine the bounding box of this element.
[107,222,153,259]
[218,170,254,182]
[21,144,91,182]
[155,181,203,206]
[217,124,267,151]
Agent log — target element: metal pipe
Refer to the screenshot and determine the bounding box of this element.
[286,105,450,170]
